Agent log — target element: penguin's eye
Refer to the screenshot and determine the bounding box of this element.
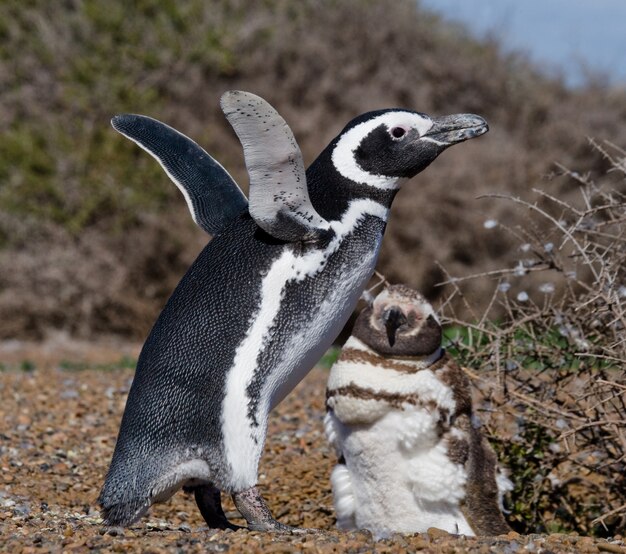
[390,126,407,140]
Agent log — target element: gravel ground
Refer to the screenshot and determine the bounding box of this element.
[1,342,625,553]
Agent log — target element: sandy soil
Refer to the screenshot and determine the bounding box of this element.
[1,341,625,553]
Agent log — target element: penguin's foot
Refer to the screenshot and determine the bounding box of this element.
[191,484,241,531]
[232,486,309,533]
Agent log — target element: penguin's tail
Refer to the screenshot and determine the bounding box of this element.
[97,458,155,527]
[97,486,151,527]
[98,454,214,526]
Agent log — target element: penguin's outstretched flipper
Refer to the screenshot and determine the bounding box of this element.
[221,91,331,243]
[111,114,248,235]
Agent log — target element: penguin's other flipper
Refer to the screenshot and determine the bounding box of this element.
[188,484,241,530]
[111,114,248,236]
[220,91,331,243]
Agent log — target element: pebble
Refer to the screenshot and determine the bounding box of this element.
[598,544,626,553]
[427,527,451,540]
[0,365,623,553]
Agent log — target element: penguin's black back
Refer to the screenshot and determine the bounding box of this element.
[99,213,285,523]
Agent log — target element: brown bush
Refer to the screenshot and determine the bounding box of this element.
[1,0,626,338]
[439,142,626,536]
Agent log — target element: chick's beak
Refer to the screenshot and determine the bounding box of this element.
[383,307,407,347]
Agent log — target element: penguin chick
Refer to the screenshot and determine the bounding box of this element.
[325,285,511,538]
[98,92,489,532]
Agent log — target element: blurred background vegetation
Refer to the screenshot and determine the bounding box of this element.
[2,0,626,538]
[1,0,626,340]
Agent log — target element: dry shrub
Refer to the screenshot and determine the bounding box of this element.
[3,0,626,339]
[0,207,205,340]
[439,142,626,536]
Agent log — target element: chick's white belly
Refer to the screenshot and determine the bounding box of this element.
[335,407,474,537]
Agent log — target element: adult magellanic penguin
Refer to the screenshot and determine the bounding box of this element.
[98,91,489,531]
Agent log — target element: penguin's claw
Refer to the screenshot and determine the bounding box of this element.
[246,519,294,533]
[232,485,312,534]
[247,520,320,534]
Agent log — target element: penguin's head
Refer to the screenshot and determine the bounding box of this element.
[331,109,488,189]
[353,284,442,357]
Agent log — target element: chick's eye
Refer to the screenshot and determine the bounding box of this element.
[391,126,406,139]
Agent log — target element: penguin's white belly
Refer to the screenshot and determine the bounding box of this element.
[333,407,474,538]
[268,250,378,409]
[221,199,388,491]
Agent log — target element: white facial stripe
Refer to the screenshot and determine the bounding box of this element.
[221,198,389,489]
[331,112,433,189]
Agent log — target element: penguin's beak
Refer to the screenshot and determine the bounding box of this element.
[423,114,488,146]
[383,307,407,347]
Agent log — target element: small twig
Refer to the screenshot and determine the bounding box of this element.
[478,192,600,282]
[532,188,583,217]
[436,261,480,322]
[592,502,626,527]
[558,420,626,440]
[597,379,626,391]
[509,390,587,422]
[575,353,625,363]
[461,366,480,380]
[436,264,551,286]
[440,316,498,338]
